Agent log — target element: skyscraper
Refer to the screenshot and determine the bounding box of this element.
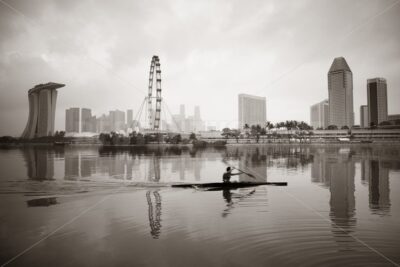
[367,78,388,126]
[193,106,204,132]
[127,109,133,128]
[310,99,329,129]
[109,110,125,132]
[238,94,266,129]
[21,82,65,138]
[328,57,354,128]
[97,114,110,133]
[81,108,94,132]
[360,105,369,128]
[65,108,80,133]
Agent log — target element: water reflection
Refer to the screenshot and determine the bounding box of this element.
[19,145,395,220]
[26,197,58,207]
[22,148,54,180]
[311,148,356,227]
[221,188,256,218]
[361,160,390,215]
[146,190,162,239]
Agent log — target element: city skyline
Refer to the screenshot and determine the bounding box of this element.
[1,0,400,136]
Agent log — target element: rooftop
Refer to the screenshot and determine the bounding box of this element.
[28,82,65,94]
[328,57,351,73]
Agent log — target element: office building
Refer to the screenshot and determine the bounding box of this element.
[367,78,388,126]
[81,108,96,132]
[109,110,125,132]
[97,114,110,133]
[360,105,369,128]
[127,109,133,128]
[310,99,329,129]
[328,57,354,128]
[238,94,266,130]
[21,82,65,138]
[65,108,80,133]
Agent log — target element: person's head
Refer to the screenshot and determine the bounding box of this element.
[226,167,231,172]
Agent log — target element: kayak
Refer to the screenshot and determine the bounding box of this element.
[171,182,287,189]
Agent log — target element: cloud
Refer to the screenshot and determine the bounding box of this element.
[0,0,399,135]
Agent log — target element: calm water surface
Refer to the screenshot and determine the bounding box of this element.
[0,145,399,266]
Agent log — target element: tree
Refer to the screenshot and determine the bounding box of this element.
[189,132,197,141]
[327,125,338,130]
[265,121,273,130]
[231,129,240,143]
[99,133,111,145]
[171,134,182,144]
[222,128,231,139]
[341,125,349,130]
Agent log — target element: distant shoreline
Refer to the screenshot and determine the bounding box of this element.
[2,141,400,149]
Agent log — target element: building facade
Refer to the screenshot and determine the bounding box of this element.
[21,82,65,138]
[127,109,133,128]
[367,78,388,126]
[238,94,266,130]
[109,110,125,132]
[328,57,354,128]
[360,105,369,128]
[81,108,96,132]
[310,99,329,129]
[65,108,80,133]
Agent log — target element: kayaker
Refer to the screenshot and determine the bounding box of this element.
[222,167,243,183]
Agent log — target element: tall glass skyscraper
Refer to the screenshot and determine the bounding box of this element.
[65,108,80,133]
[328,57,354,128]
[367,78,388,126]
[238,94,266,129]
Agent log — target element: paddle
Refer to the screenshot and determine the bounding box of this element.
[222,159,256,179]
[232,167,256,179]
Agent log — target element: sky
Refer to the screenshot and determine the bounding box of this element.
[0,0,399,136]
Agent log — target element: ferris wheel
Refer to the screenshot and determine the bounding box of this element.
[134,55,163,131]
[147,55,162,130]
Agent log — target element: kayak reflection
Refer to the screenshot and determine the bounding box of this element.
[146,190,162,239]
[221,188,256,218]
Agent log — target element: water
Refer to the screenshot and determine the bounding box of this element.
[0,145,399,266]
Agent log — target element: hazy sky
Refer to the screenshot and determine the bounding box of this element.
[0,0,399,136]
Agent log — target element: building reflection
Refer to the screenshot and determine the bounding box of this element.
[361,160,390,215]
[146,190,162,239]
[65,150,80,179]
[232,147,267,182]
[22,148,54,180]
[311,148,356,239]
[148,155,161,182]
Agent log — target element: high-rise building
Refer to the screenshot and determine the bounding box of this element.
[367,78,388,126]
[310,99,329,129]
[193,106,205,132]
[109,110,125,132]
[180,104,185,119]
[238,94,266,130]
[360,105,369,128]
[65,108,80,133]
[127,109,133,128]
[328,57,354,128]
[97,114,110,133]
[21,82,65,138]
[81,108,96,132]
